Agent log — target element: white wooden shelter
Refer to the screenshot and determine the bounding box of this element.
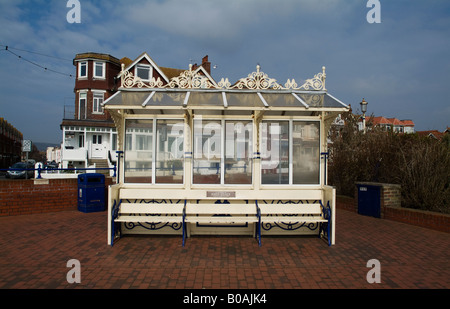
[105,59,349,246]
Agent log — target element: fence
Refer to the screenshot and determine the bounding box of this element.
[1,164,117,180]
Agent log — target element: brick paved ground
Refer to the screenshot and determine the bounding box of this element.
[0,209,448,294]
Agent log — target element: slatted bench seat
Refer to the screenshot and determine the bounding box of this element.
[185,200,259,239]
[256,200,332,246]
[111,199,186,246]
[107,186,335,247]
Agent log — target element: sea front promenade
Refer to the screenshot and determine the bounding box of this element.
[0,208,448,292]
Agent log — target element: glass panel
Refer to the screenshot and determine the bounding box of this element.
[155,120,184,184]
[136,65,150,80]
[296,93,344,108]
[94,62,104,77]
[79,62,87,77]
[225,120,252,184]
[193,119,221,184]
[122,92,152,106]
[124,119,153,183]
[260,121,289,184]
[188,92,223,107]
[147,92,186,106]
[293,121,320,184]
[259,93,300,107]
[225,93,265,107]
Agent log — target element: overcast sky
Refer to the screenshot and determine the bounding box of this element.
[1,0,449,144]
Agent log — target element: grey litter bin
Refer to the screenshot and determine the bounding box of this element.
[78,173,105,213]
[357,183,381,218]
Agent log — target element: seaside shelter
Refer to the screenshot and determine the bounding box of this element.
[104,57,349,247]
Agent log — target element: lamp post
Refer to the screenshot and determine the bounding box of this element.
[360,98,368,133]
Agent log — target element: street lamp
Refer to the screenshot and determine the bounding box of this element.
[360,98,368,133]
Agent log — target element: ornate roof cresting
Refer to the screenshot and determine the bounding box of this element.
[120,62,327,91]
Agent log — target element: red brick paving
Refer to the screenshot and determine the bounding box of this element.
[0,209,448,290]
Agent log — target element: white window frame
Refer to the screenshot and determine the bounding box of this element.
[192,117,253,186]
[260,118,321,187]
[78,61,87,78]
[78,92,87,120]
[93,61,105,79]
[135,64,152,81]
[123,116,185,185]
[92,91,105,114]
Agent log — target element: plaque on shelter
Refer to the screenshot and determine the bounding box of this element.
[206,191,236,198]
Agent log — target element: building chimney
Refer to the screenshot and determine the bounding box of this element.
[201,55,211,75]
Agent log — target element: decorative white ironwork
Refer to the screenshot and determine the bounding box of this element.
[228,65,283,90]
[120,62,327,91]
[166,64,216,89]
[122,70,164,89]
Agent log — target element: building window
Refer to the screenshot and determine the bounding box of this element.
[78,135,84,148]
[78,92,87,120]
[135,64,151,81]
[78,61,87,78]
[93,92,104,114]
[94,61,105,78]
[93,134,102,144]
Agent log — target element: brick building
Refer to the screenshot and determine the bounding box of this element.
[0,118,23,170]
[60,52,211,172]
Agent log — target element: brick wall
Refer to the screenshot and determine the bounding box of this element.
[0,177,113,217]
[337,184,450,234]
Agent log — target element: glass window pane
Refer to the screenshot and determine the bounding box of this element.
[188,92,223,107]
[293,121,320,184]
[124,119,153,183]
[225,120,252,184]
[147,92,186,106]
[79,62,87,77]
[225,93,265,107]
[136,65,150,80]
[193,119,221,184]
[260,121,289,184]
[259,93,300,107]
[155,120,184,184]
[94,62,104,77]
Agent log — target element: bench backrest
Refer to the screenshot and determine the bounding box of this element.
[186,201,257,215]
[258,203,322,215]
[119,201,185,215]
[117,187,323,201]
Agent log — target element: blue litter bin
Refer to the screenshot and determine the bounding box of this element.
[78,173,105,213]
[357,183,381,218]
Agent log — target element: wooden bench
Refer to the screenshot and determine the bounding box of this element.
[185,200,259,240]
[111,199,186,246]
[256,200,332,246]
[108,186,335,247]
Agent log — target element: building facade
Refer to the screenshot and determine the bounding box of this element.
[0,118,23,170]
[60,52,211,173]
[60,53,122,171]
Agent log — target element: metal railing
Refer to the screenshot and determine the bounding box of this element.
[1,166,117,179]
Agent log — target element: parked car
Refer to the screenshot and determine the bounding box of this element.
[47,161,59,169]
[5,162,34,179]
